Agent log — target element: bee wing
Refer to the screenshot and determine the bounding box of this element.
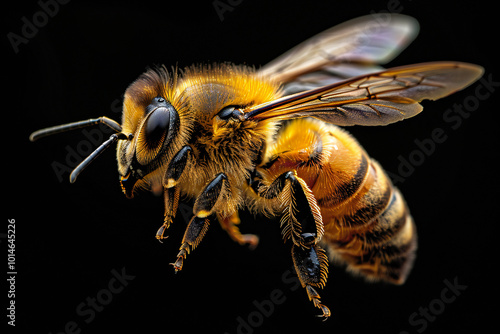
[246,62,484,126]
[259,14,419,92]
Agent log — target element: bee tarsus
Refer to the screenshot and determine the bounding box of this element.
[157,187,180,241]
[172,216,211,272]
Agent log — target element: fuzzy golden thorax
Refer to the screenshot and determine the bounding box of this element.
[117,63,283,215]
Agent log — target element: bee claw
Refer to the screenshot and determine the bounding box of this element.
[156,224,170,242]
[170,250,185,272]
[315,311,331,321]
[169,264,180,274]
[313,303,331,320]
[156,235,169,243]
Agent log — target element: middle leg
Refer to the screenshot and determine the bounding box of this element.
[171,172,230,272]
[217,211,259,249]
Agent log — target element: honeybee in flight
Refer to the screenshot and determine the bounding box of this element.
[30,14,483,319]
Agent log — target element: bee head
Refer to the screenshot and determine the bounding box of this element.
[117,66,192,198]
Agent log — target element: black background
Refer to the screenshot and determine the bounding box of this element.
[4,1,499,333]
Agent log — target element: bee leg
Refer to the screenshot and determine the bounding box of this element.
[257,170,330,317]
[156,146,193,241]
[192,172,229,218]
[258,171,323,247]
[156,187,180,242]
[163,145,193,188]
[172,172,229,272]
[292,244,330,320]
[217,212,259,249]
[171,216,211,272]
[280,172,329,318]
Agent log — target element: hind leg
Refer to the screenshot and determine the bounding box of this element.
[251,170,331,319]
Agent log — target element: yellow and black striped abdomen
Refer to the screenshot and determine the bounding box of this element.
[262,118,417,284]
[316,124,417,284]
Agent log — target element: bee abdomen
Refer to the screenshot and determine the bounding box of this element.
[328,160,394,229]
[323,160,417,284]
[340,189,417,284]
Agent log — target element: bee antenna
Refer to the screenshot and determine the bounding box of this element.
[30,116,133,183]
[29,117,123,142]
[70,132,132,183]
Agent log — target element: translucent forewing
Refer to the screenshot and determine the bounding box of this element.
[247,62,484,126]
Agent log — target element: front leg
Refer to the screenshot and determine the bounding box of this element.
[156,145,193,241]
[156,187,180,241]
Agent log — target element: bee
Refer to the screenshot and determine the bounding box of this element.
[30,14,483,319]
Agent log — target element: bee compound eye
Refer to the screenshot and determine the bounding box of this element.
[145,107,171,145]
[136,98,179,166]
